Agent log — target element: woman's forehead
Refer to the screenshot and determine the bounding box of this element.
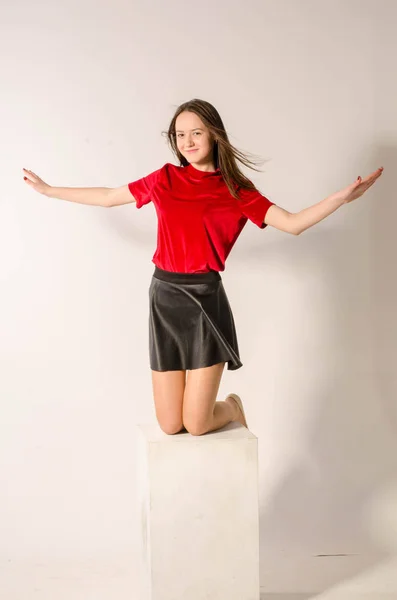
[175,111,206,131]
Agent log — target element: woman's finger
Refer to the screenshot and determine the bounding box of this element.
[23,168,38,178]
[369,168,383,181]
[367,172,382,186]
[23,169,40,182]
[359,171,382,188]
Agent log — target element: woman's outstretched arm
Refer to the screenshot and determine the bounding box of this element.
[264,167,384,235]
[22,169,135,207]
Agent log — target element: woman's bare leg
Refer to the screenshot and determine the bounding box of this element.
[151,369,187,434]
[182,362,244,436]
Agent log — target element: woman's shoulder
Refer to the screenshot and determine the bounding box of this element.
[152,162,182,177]
[157,162,187,184]
[162,162,184,173]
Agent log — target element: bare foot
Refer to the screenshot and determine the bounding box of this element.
[225,395,248,427]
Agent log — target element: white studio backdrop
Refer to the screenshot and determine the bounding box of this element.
[1,0,396,594]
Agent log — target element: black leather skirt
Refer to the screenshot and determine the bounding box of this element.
[149,267,243,372]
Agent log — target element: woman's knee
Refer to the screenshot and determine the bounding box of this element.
[183,417,209,436]
[159,419,184,435]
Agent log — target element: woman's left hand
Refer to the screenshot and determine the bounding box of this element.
[338,167,384,204]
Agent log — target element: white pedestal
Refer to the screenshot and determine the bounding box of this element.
[136,422,260,600]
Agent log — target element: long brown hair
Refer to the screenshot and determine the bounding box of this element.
[163,99,267,200]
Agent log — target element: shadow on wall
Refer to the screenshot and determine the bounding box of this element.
[254,145,396,595]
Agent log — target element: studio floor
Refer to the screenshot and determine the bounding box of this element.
[1,553,396,599]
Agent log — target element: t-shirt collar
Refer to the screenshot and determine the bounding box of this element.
[186,163,221,178]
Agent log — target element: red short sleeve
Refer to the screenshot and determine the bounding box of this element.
[237,187,275,229]
[128,166,163,209]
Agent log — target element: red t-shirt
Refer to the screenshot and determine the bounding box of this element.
[128,162,275,273]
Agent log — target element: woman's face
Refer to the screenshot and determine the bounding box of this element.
[175,111,215,167]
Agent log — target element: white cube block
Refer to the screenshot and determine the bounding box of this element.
[136,422,260,600]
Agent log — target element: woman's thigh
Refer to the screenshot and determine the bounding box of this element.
[151,369,187,435]
[182,362,225,435]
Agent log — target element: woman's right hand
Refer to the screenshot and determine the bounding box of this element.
[23,168,52,196]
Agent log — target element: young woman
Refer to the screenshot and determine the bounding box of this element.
[23,98,383,437]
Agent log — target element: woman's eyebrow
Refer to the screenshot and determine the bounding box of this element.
[175,128,204,133]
